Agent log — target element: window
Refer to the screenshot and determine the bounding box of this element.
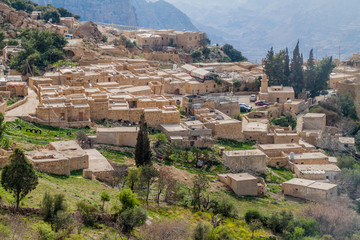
[214,84,216,88]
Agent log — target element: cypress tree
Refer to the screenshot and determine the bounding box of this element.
[283,48,290,86]
[264,47,275,85]
[135,114,152,166]
[305,49,316,97]
[289,41,304,96]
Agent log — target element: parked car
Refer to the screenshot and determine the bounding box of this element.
[250,94,257,102]
[255,100,269,106]
[240,103,252,112]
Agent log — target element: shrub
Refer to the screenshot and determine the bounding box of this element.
[76,201,98,227]
[117,188,139,212]
[267,210,294,234]
[194,222,211,240]
[245,210,264,224]
[40,193,67,224]
[100,191,110,211]
[270,115,297,129]
[233,79,242,88]
[53,210,74,232]
[117,207,147,234]
[211,196,237,218]
[192,50,202,59]
[337,155,357,169]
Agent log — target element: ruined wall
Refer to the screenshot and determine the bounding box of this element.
[32,159,70,176]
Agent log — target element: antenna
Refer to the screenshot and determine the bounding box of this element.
[339,45,341,62]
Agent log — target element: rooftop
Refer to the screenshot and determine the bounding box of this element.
[295,164,341,172]
[282,178,315,187]
[225,173,257,181]
[224,149,265,157]
[307,182,337,191]
[303,113,326,118]
[97,127,138,133]
[290,152,328,160]
[258,143,302,151]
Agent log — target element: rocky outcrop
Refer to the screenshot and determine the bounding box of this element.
[0,3,44,35]
[74,21,102,43]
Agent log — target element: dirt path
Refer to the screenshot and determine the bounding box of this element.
[5,88,39,122]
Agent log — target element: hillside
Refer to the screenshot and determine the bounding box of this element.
[32,0,197,31]
[167,0,360,62]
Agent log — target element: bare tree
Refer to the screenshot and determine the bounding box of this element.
[138,219,190,240]
[156,167,172,205]
[302,200,360,240]
[8,214,28,240]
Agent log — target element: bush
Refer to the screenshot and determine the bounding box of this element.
[43,9,61,23]
[37,223,54,240]
[76,201,98,227]
[337,155,357,169]
[194,222,211,240]
[40,192,67,223]
[270,115,297,129]
[233,79,242,88]
[117,188,139,212]
[223,44,247,62]
[53,210,73,232]
[192,50,202,59]
[211,196,237,218]
[117,207,147,234]
[245,210,263,224]
[267,210,294,234]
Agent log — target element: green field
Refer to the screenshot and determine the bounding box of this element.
[4,119,95,150]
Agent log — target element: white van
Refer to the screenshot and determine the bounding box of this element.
[250,94,257,102]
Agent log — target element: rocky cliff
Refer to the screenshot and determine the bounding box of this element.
[0,3,45,37]
[32,0,197,31]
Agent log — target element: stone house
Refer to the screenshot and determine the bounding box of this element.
[96,127,139,147]
[288,152,329,165]
[282,178,338,202]
[26,141,89,176]
[218,173,266,196]
[258,75,295,104]
[222,149,267,174]
[293,164,341,181]
[257,143,304,168]
[2,46,24,65]
[60,17,75,29]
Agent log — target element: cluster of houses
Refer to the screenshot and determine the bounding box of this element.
[3,25,360,205]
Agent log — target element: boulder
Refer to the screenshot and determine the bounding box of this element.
[74,21,102,43]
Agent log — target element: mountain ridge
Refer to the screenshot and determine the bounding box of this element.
[32,0,197,31]
[166,0,360,62]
